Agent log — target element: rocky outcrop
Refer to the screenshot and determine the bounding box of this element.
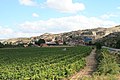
[97,32,120,48]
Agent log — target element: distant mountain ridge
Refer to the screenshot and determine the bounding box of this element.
[0,25,120,44]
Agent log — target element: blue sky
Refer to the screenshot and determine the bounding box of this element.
[0,0,120,39]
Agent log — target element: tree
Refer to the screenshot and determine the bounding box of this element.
[0,42,4,48]
[28,43,33,47]
[16,43,24,47]
[116,40,120,49]
[63,41,67,45]
[35,39,45,45]
[95,42,102,49]
[69,35,72,38]
[88,41,92,45]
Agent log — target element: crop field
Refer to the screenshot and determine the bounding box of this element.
[0,46,92,79]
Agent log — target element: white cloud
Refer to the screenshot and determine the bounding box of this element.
[32,13,39,17]
[19,15,118,34]
[117,6,120,9]
[19,0,37,6]
[12,32,42,38]
[0,26,13,35]
[100,14,117,19]
[46,0,85,13]
[0,26,41,39]
[0,15,118,39]
[19,0,85,13]
[0,26,14,39]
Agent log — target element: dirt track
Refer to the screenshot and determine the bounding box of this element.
[69,49,97,80]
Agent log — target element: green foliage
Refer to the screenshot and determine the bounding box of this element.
[95,42,102,49]
[95,49,120,75]
[16,43,24,47]
[0,42,4,48]
[116,40,120,49]
[99,32,120,48]
[88,41,93,45]
[28,43,33,47]
[4,43,16,48]
[83,49,120,80]
[0,42,25,48]
[82,75,118,80]
[63,41,67,45]
[35,39,45,45]
[0,46,92,79]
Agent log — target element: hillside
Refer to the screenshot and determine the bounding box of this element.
[0,25,120,45]
[30,25,120,41]
[98,32,120,48]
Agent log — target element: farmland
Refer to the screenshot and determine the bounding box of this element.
[0,46,92,79]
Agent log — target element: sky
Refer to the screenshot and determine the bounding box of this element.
[0,0,120,39]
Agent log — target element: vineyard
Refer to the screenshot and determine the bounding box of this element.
[0,46,92,79]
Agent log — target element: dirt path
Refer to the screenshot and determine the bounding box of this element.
[68,49,97,80]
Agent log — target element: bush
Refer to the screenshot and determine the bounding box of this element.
[35,39,45,45]
[0,42,4,48]
[63,41,67,45]
[96,49,120,75]
[95,42,102,49]
[116,40,120,49]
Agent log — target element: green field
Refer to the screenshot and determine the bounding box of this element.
[0,46,92,79]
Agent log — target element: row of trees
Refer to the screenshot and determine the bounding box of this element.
[0,39,46,48]
[0,39,67,48]
[0,42,26,48]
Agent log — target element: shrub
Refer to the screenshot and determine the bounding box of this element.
[96,49,120,75]
[95,42,102,49]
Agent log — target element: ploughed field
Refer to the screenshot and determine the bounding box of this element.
[0,46,92,79]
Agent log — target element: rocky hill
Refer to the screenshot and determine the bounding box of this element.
[35,25,120,42]
[1,38,31,45]
[0,25,120,45]
[97,32,120,48]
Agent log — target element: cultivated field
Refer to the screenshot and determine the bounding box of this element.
[0,46,92,79]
